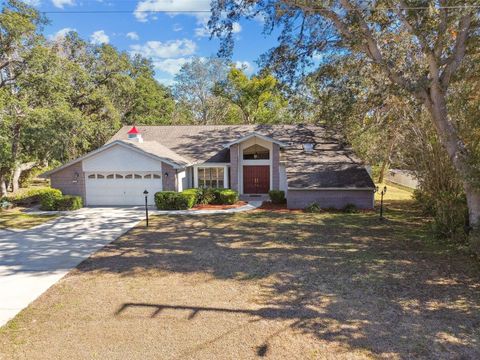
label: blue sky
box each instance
[25,0,278,85]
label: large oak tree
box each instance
[210,0,480,251]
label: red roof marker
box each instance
[128,126,140,134]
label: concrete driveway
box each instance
[0,207,145,327]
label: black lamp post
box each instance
[375,186,387,220]
[143,189,149,227]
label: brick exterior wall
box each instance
[287,189,374,210]
[162,162,176,191]
[50,162,86,200]
[271,144,280,190]
[229,144,239,191]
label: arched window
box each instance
[243,144,269,160]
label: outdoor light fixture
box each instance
[164,172,169,178]
[375,186,387,220]
[72,172,79,184]
[143,189,149,227]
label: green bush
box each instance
[181,189,198,208]
[268,190,286,204]
[196,187,216,205]
[155,191,193,210]
[213,189,239,205]
[6,187,53,206]
[305,202,321,213]
[56,195,83,211]
[39,189,63,211]
[182,189,199,206]
[343,203,358,213]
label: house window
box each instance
[115,174,124,179]
[134,174,142,179]
[153,174,161,179]
[106,174,114,179]
[88,174,95,179]
[125,174,133,179]
[97,174,105,179]
[144,174,152,179]
[198,167,224,188]
[243,144,269,160]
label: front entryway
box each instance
[243,165,270,194]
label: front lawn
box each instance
[0,197,479,359]
[0,210,58,230]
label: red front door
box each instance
[243,166,270,194]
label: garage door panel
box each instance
[85,173,162,206]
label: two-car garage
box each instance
[85,172,162,206]
[46,140,187,206]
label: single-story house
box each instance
[43,125,375,209]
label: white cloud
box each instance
[134,0,210,22]
[90,30,110,45]
[49,27,76,41]
[130,39,196,59]
[23,0,41,6]
[235,61,255,75]
[52,0,75,8]
[153,58,190,75]
[195,14,241,38]
[173,23,183,32]
[126,32,139,40]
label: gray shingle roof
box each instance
[109,125,375,189]
[121,140,190,167]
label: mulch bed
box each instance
[191,201,248,210]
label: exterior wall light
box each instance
[72,172,79,184]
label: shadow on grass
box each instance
[78,200,480,359]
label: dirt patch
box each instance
[191,201,247,210]
[1,200,479,359]
[255,201,303,213]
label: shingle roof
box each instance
[108,125,375,189]
[122,140,190,167]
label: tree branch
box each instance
[440,13,472,88]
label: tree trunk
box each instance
[378,159,389,184]
[425,87,480,254]
[0,175,7,197]
[11,162,36,193]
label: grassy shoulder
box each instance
[0,210,58,230]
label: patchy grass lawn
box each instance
[0,197,479,359]
[375,182,414,202]
[0,210,57,230]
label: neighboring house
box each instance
[43,125,375,209]
[386,169,419,189]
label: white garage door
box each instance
[85,172,163,206]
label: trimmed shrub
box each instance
[196,187,216,205]
[182,188,199,206]
[56,195,83,211]
[155,191,193,210]
[343,203,358,213]
[268,190,286,204]
[181,190,197,208]
[305,202,321,213]
[6,187,53,206]
[39,189,63,211]
[213,189,239,205]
